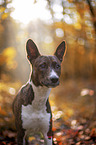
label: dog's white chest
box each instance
[22,105,50,134]
[21,82,51,136]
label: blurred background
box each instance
[0,0,96,144]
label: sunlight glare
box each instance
[63,14,73,24]
[9,87,16,95]
[44,36,53,44]
[56,28,64,38]
[81,88,94,96]
[54,13,63,21]
[11,0,52,25]
[53,4,63,13]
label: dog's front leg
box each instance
[17,131,24,145]
[44,135,53,145]
[17,129,28,145]
[43,125,53,145]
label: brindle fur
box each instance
[12,39,66,145]
[13,83,52,145]
[31,56,61,87]
[12,84,34,144]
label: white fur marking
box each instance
[44,135,52,145]
[22,81,51,137]
[50,69,59,78]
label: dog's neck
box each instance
[31,71,41,87]
[29,79,51,110]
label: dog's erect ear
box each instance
[54,41,66,62]
[26,39,40,63]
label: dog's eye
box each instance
[55,64,60,69]
[52,62,60,69]
[39,63,47,69]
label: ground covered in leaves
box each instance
[0,79,96,144]
[0,118,96,145]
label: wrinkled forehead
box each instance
[34,55,60,65]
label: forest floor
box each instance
[0,118,96,145]
[0,78,96,145]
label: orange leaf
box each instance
[56,136,61,142]
[52,127,56,131]
[0,106,7,116]
[59,142,63,145]
[90,128,96,137]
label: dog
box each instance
[12,39,66,145]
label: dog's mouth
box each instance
[40,79,59,88]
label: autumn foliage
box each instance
[0,0,96,144]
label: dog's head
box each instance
[26,39,66,87]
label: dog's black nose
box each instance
[51,77,59,83]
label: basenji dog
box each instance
[12,39,66,145]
